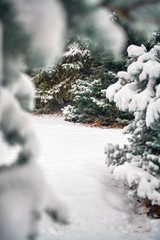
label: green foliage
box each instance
[34,39,132,126]
[33,41,91,114]
[63,53,132,126]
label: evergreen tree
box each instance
[63,72,130,126]
[63,47,132,126]
[105,44,160,207]
[33,41,91,114]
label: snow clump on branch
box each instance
[105,44,160,205]
[0,1,67,240]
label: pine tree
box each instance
[33,41,91,114]
[105,44,160,206]
[63,48,132,126]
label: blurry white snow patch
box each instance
[8,73,35,112]
[0,87,38,162]
[13,0,66,66]
[90,8,126,56]
[85,0,102,6]
[0,162,67,240]
[0,20,3,83]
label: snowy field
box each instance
[1,115,160,240]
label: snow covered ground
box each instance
[0,115,160,240]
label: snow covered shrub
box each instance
[33,41,91,114]
[63,65,131,126]
[105,44,160,205]
[63,76,115,125]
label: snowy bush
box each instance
[63,69,132,126]
[0,1,67,240]
[105,44,160,205]
[33,41,91,114]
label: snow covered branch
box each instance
[105,44,160,205]
[0,1,67,239]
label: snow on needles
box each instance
[106,44,160,127]
[63,42,90,58]
[105,44,160,205]
[113,162,160,204]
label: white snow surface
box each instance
[1,115,160,240]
